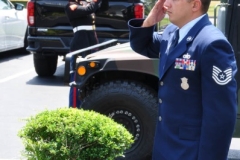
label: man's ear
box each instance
[192,0,201,12]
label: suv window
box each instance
[0,0,13,10]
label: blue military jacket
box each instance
[128,15,237,160]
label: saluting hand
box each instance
[142,0,167,27]
[69,4,78,11]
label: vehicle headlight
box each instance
[77,66,86,76]
[77,61,100,76]
[88,61,100,68]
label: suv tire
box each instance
[81,80,158,160]
[33,54,58,77]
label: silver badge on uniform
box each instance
[183,53,191,59]
[187,36,193,41]
[181,77,189,90]
[212,66,232,85]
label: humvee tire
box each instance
[33,54,58,77]
[81,80,158,160]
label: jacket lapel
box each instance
[160,15,211,79]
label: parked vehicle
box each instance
[65,0,240,159]
[0,0,27,53]
[26,0,169,77]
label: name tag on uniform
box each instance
[174,53,196,71]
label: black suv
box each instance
[26,0,151,76]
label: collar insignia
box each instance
[186,36,193,41]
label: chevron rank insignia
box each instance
[212,66,232,85]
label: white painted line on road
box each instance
[0,59,64,84]
[230,138,240,150]
[0,68,34,83]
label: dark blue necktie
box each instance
[169,29,179,53]
[161,29,179,72]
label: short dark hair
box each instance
[201,0,211,13]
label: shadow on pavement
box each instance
[26,64,69,87]
[0,49,30,63]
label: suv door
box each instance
[1,0,26,51]
[0,0,7,52]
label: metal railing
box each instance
[64,39,118,83]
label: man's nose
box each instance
[163,0,170,8]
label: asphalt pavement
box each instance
[228,138,240,160]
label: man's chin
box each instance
[168,17,175,24]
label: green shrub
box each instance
[18,108,134,160]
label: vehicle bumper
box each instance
[26,36,70,55]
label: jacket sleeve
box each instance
[128,19,161,58]
[198,39,237,160]
[65,0,101,20]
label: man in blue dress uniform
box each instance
[65,0,100,108]
[128,0,238,159]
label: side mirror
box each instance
[14,3,24,11]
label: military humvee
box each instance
[64,0,240,159]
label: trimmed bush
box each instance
[18,108,134,160]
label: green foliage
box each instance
[208,1,220,17]
[10,1,27,7]
[18,108,134,160]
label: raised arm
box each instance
[65,0,101,19]
[128,0,167,58]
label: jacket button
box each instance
[160,81,163,86]
[159,98,162,103]
[159,116,162,121]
